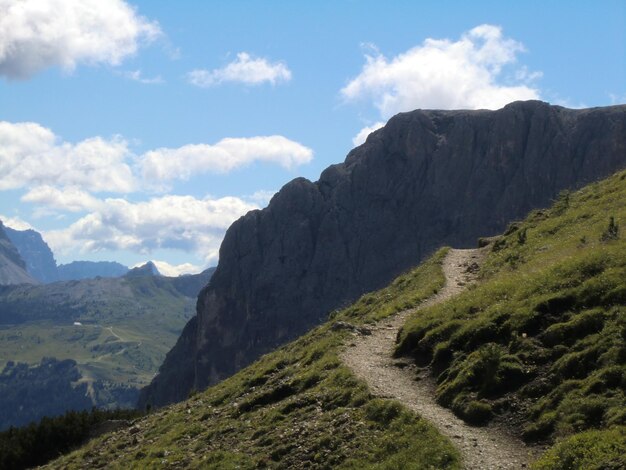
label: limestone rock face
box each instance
[5,226,59,283]
[139,101,626,408]
[0,221,37,286]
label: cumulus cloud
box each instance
[140,136,313,181]
[187,52,292,87]
[0,0,160,79]
[0,121,136,193]
[21,186,101,212]
[352,121,386,146]
[342,24,541,119]
[44,194,258,264]
[136,260,203,277]
[1,121,312,193]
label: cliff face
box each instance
[5,226,58,283]
[0,222,37,286]
[139,101,626,408]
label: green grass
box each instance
[397,170,626,466]
[532,426,626,470]
[0,276,197,390]
[50,249,461,469]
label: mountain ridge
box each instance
[140,100,626,408]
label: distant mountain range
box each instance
[0,220,215,430]
[4,225,131,283]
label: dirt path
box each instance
[341,248,541,469]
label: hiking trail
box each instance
[341,248,542,469]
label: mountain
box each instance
[0,268,214,430]
[0,222,37,286]
[57,261,128,281]
[140,101,626,408]
[48,169,626,469]
[125,261,160,278]
[3,224,130,282]
[4,226,58,283]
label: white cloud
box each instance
[187,52,292,87]
[140,136,313,181]
[135,260,203,277]
[119,69,164,84]
[21,186,101,212]
[0,0,160,79]
[1,121,311,194]
[44,194,258,264]
[0,214,33,231]
[342,24,540,118]
[0,121,136,193]
[352,121,386,146]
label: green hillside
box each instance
[0,271,212,427]
[49,250,461,469]
[397,170,626,468]
[48,170,625,469]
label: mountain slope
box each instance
[51,170,625,469]
[397,169,626,468]
[4,226,58,283]
[0,222,37,286]
[50,250,461,469]
[142,101,626,408]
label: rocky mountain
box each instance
[140,101,626,408]
[125,261,160,278]
[48,169,626,469]
[57,261,129,281]
[3,224,131,283]
[0,222,37,286]
[5,226,58,283]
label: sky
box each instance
[0,0,624,276]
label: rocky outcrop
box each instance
[5,226,59,283]
[0,221,37,286]
[125,261,160,278]
[139,101,626,408]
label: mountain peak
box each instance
[125,261,161,278]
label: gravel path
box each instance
[341,248,541,469]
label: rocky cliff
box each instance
[139,100,626,408]
[5,226,59,283]
[0,221,37,286]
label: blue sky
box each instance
[0,0,624,275]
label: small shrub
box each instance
[600,216,620,241]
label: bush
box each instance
[532,427,626,469]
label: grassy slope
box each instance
[51,249,461,469]
[398,170,626,468]
[0,276,197,388]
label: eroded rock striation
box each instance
[139,101,626,408]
